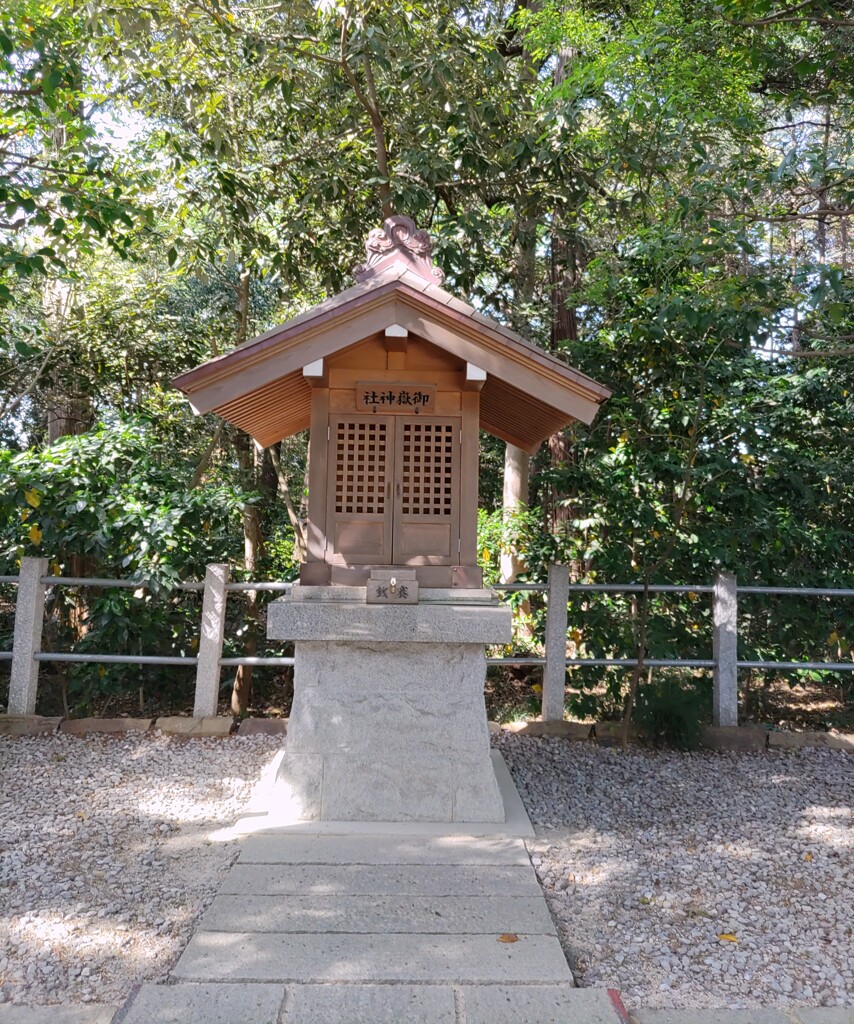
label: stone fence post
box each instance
[193,563,230,718]
[543,563,570,722]
[8,556,49,715]
[712,571,738,727]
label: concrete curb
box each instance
[155,716,234,737]
[0,715,62,736]
[3,714,851,752]
[58,717,154,736]
[495,720,854,755]
[238,718,288,736]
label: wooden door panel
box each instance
[333,520,388,562]
[395,522,452,561]
[393,418,460,565]
[327,416,392,565]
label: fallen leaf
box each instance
[498,933,519,943]
[804,852,813,862]
[717,933,738,942]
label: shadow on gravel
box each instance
[0,733,280,1007]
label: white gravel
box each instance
[496,733,854,1011]
[3,729,851,1014]
[0,732,282,1007]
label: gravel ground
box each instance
[2,729,851,1014]
[496,733,854,1011]
[0,732,281,1007]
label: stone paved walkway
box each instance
[125,831,622,1022]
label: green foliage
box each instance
[0,1,149,302]
[633,674,710,750]
[0,414,248,577]
[477,505,553,587]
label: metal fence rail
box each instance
[2,558,852,725]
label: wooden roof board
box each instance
[174,258,611,449]
[480,377,571,453]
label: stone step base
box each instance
[118,983,622,1024]
[172,931,573,984]
[219,862,542,897]
[198,893,555,934]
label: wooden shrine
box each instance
[176,219,610,823]
[174,217,611,589]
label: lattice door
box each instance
[393,418,460,564]
[326,416,392,564]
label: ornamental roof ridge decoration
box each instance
[354,214,445,285]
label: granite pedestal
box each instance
[266,586,511,822]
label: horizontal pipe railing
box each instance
[737,586,854,597]
[565,657,717,668]
[39,575,206,591]
[224,582,292,592]
[738,660,854,671]
[498,582,851,596]
[1,573,847,597]
[219,656,295,666]
[487,657,546,665]
[35,653,198,666]
[33,576,292,593]
[27,653,295,668]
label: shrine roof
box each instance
[173,218,611,452]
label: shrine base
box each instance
[267,588,511,822]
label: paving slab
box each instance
[464,985,620,1024]
[285,984,456,1023]
[118,983,285,1023]
[172,931,573,984]
[791,1012,854,1024]
[238,833,530,865]
[631,1011,790,1024]
[199,893,555,934]
[220,862,542,897]
[0,1008,116,1024]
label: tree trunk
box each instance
[232,500,263,716]
[231,265,261,716]
[547,227,581,535]
[501,214,538,583]
[499,443,530,584]
[41,277,92,443]
[268,443,308,565]
[816,107,831,264]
